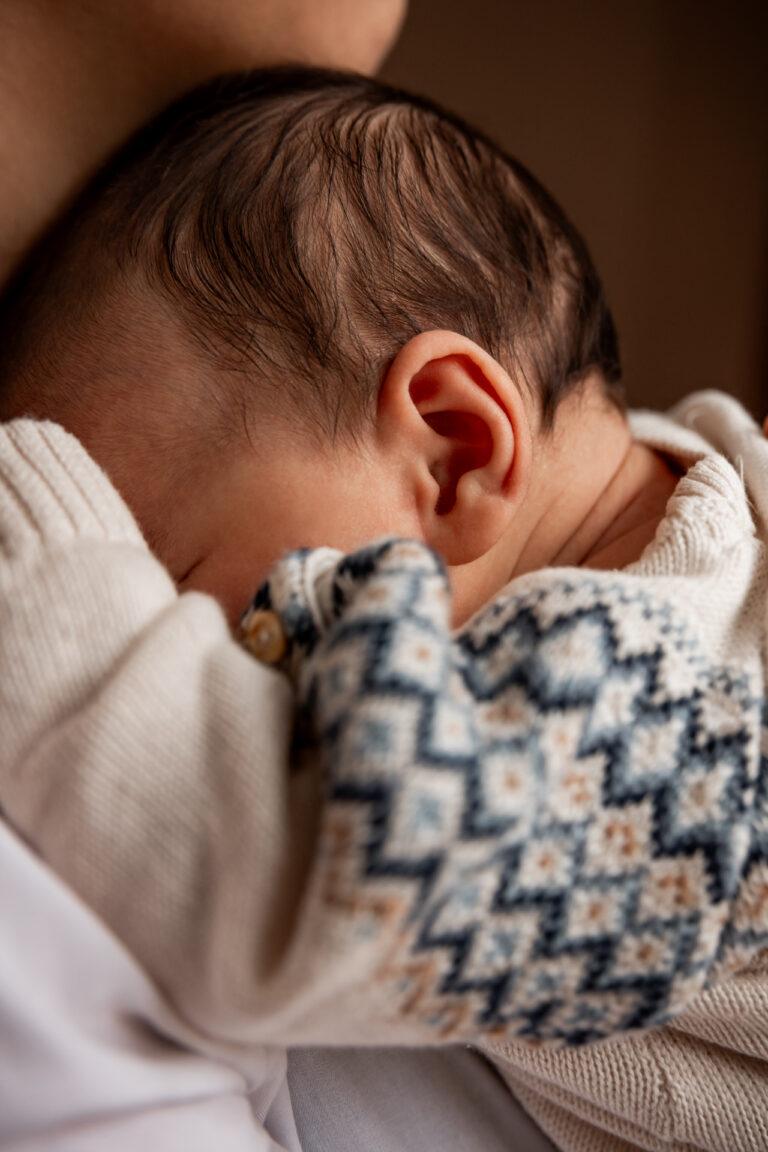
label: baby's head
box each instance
[0,67,622,621]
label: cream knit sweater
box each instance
[0,391,766,1151]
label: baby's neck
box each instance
[450,387,681,625]
[552,440,681,572]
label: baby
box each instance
[0,66,672,626]
[1,67,767,1151]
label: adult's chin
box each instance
[148,0,409,78]
[265,0,409,75]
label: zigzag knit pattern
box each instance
[256,539,768,1046]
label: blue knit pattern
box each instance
[255,539,768,1046]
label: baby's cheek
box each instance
[177,552,273,627]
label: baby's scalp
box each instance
[0,66,622,467]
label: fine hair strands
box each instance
[0,67,623,448]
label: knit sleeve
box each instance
[252,538,768,1046]
[0,420,319,1046]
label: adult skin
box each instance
[0,0,407,287]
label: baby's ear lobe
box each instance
[377,331,532,566]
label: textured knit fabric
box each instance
[1,392,767,1151]
[0,422,304,1149]
[254,527,765,1044]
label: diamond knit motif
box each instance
[283,540,767,1045]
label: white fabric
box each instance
[0,819,299,1151]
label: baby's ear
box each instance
[376,330,532,566]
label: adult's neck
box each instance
[0,3,173,286]
[450,383,680,624]
[0,0,405,289]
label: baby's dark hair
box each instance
[0,66,621,446]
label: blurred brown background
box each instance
[382,0,768,415]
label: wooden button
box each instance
[240,609,287,664]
